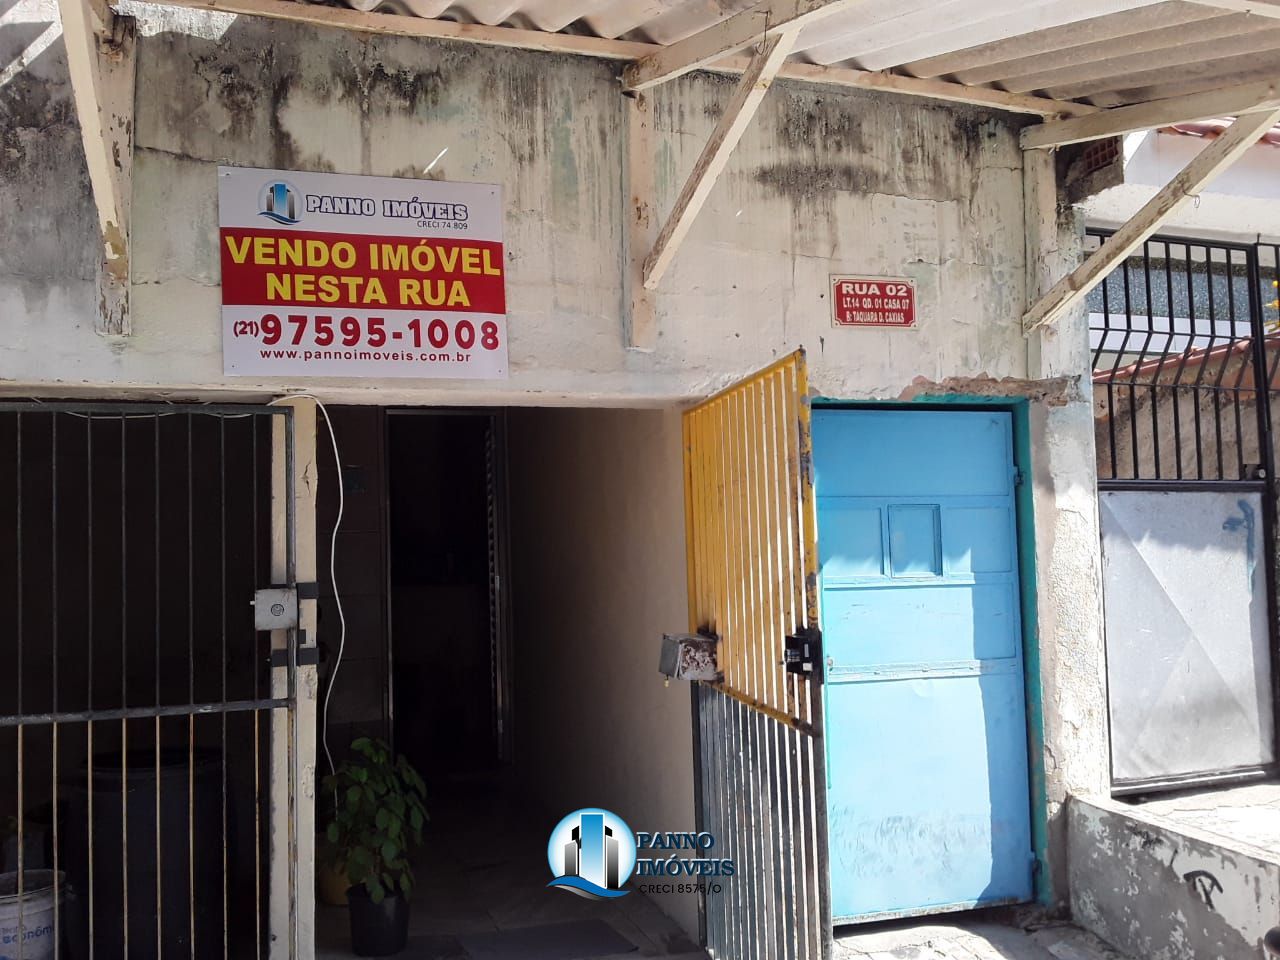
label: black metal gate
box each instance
[1089,230,1280,793]
[0,402,300,958]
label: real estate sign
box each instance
[218,167,508,379]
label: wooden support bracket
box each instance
[641,28,799,293]
[57,0,135,335]
[624,0,861,91]
[1023,107,1280,335]
[625,93,657,350]
[1022,79,1280,150]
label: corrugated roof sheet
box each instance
[331,0,1280,110]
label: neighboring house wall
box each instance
[1094,348,1269,482]
[1085,132,1280,243]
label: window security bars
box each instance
[1089,231,1280,794]
[0,403,295,959]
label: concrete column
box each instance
[1023,149,1111,909]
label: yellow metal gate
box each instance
[683,349,831,960]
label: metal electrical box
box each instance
[254,586,298,631]
[658,633,721,683]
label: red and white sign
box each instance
[218,167,507,379]
[830,275,916,329]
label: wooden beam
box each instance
[1185,0,1280,19]
[58,0,135,334]
[774,60,1094,117]
[625,93,657,349]
[139,0,1086,116]
[622,0,863,91]
[1021,79,1280,149]
[643,29,798,290]
[1023,108,1280,334]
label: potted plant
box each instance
[316,827,352,907]
[323,738,428,957]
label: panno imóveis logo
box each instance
[259,180,301,225]
[547,808,636,900]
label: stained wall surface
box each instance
[2,0,1029,404]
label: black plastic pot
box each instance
[347,884,410,956]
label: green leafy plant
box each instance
[323,738,428,904]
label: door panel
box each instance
[815,409,1032,923]
[825,668,1031,917]
[821,582,1019,668]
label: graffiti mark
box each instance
[1184,869,1223,910]
[1129,827,1166,852]
[1222,499,1257,588]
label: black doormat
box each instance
[455,919,638,960]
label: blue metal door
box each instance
[813,408,1033,923]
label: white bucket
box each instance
[0,870,62,960]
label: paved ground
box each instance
[834,919,1130,960]
[316,774,1133,960]
[1134,782,1280,855]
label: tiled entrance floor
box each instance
[316,775,705,960]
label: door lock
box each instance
[782,627,821,676]
[253,586,298,631]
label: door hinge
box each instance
[782,627,822,678]
[1012,466,1024,487]
[270,633,320,668]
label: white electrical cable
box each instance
[270,395,346,783]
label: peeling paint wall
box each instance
[1070,796,1280,960]
[1,0,1029,404]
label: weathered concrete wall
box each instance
[1,0,1028,404]
[1070,795,1280,960]
[506,407,697,939]
[0,0,1111,929]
